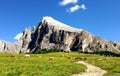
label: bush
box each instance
[31,49,63,54]
[92,51,120,57]
[79,50,120,57]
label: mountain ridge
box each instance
[0,16,120,54]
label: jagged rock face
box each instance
[70,31,94,52]
[28,17,120,54]
[0,28,31,53]
[28,17,83,52]
[0,40,22,53]
[19,27,31,53]
[86,37,120,54]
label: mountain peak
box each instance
[0,16,120,55]
[41,16,83,32]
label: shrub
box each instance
[79,50,120,57]
[32,49,63,54]
[92,51,120,57]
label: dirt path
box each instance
[72,61,107,76]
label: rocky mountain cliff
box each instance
[0,27,31,53]
[0,40,21,53]
[0,16,120,54]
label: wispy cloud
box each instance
[14,33,23,40]
[59,0,78,6]
[67,4,86,13]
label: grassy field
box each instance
[86,55,120,76]
[0,52,120,76]
[0,52,86,76]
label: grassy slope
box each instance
[0,52,120,76]
[86,55,120,76]
[0,52,86,76]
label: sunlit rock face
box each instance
[0,40,22,53]
[0,27,31,53]
[19,27,31,53]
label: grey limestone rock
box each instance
[0,27,31,53]
[0,40,22,53]
[19,27,31,53]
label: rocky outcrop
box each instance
[19,27,31,53]
[0,40,22,53]
[0,16,120,54]
[0,27,31,53]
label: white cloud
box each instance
[68,4,86,13]
[14,33,23,40]
[81,4,86,10]
[59,0,78,6]
[69,5,80,12]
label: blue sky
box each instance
[0,0,120,42]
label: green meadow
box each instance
[0,52,120,76]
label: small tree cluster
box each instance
[31,49,63,54]
[92,51,120,57]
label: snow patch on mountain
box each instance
[42,16,83,32]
